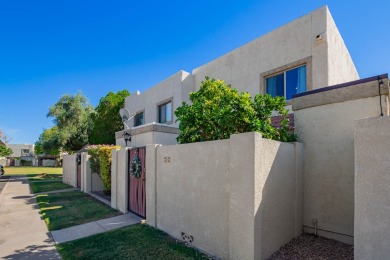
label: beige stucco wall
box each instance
[115,123,179,148]
[0,158,6,166]
[62,154,77,187]
[81,153,90,193]
[121,6,358,139]
[42,159,55,167]
[326,10,359,85]
[293,78,389,243]
[111,147,129,213]
[146,132,303,259]
[354,116,390,260]
[155,139,231,259]
[91,173,104,192]
[124,71,192,128]
[192,6,358,97]
[116,131,178,148]
[259,139,303,259]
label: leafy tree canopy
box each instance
[0,146,13,157]
[47,92,95,152]
[34,126,61,155]
[175,77,296,144]
[89,90,130,145]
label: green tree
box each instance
[90,90,130,145]
[0,146,13,157]
[48,92,95,152]
[175,77,296,144]
[35,127,61,155]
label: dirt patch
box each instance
[268,233,353,260]
[34,173,58,179]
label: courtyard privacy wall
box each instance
[354,116,390,260]
[111,132,303,259]
[62,154,77,187]
[292,75,389,244]
[62,153,105,194]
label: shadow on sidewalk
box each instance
[2,237,60,260]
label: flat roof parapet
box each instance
[115,122,179,139]
[292,74,389,111]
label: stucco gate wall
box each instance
[145,132,303,260]
[292,75,389,244]
[354,116,390,260]
[62,154,77,187]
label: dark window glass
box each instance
[286,65,306,100]
[134,112,144,127]
[266,73,284,97]
[158,101,172,123]
[266,65,306,100]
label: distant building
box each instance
[6,144,36,166]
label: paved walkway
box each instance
[0,176,60,259]
[35,187,77,195]
[51,212,141,244]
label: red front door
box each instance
[77,154,81,188]
[128,147,146,218]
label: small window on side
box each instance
[266,65,306,100]
[158,101,172,124]
[134,112,144,127]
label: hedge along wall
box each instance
[144,132,303,260]
[87,145,121,193]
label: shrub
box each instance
[86,145,120,193]
[20,159,33,166]
[86,145,101,174]
[175,77,296,143]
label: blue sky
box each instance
[1,0,389,144]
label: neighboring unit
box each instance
[6,144,36,166]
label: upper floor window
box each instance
[266,65,306,100]
[134,112,144,127]
[22,149,30,155]
[158,101,172,124]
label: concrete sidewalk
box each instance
[0,176,60,259]
[51,212,142,244]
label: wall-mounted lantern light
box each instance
[123,132,131,147]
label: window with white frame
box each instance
[22,149,30,155]
[158,101,172,124]
[134,112,144,127]
[266,65,306,100]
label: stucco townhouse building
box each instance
[116,5,359,147]
[63,5,389,259]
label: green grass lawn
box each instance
[57,224,209,260]
[4,166,62,175]
[30,181,72,193]
[36,191,120,231]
